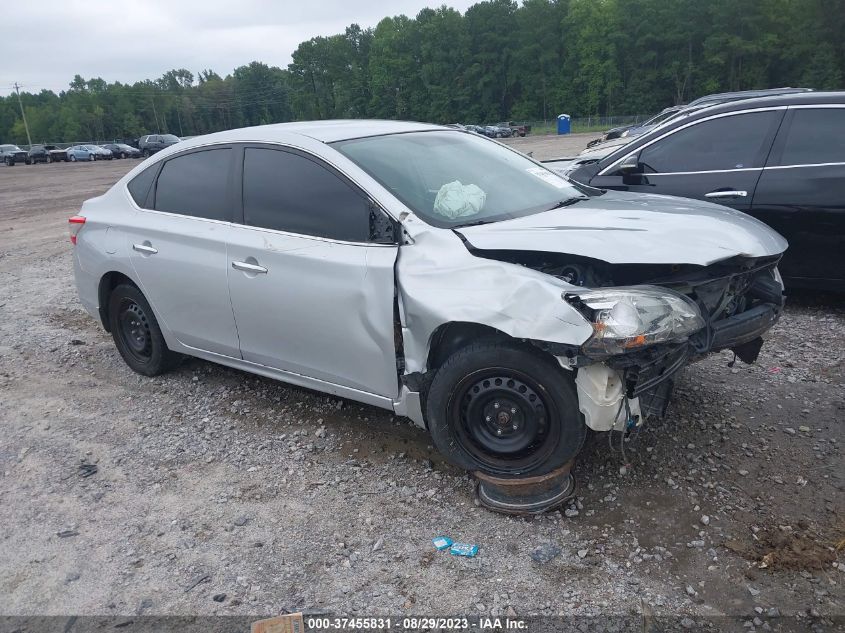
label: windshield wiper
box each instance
[545,196,587,211]
[453,218,497,228]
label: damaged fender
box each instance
[396,226,593,374]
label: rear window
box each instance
[779,108,845,166]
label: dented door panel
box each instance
[227,226,400,398]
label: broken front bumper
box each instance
[577,295,783,430]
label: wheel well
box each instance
[98,272,137,332]
[426,322,510,372]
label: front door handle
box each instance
[705,190,747,199]
[232,260,268,274]
[132,242,158,254]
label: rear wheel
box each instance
[4,157,11,166]
[108,284,180,376]
[46,155,52,164]
[142,149,150,158]
[89,153,95,161]
[426,341,586,477]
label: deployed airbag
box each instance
[433,181,486,219]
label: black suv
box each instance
[137,134,180,157]
[1,144,28,166]
[562,91,845,290]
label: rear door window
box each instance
[153,148,232,221]
[778,108,845,166]
[637,111,782,173]
[241,147,371,242]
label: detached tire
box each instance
[426,341,586,478]
[108,284,180,376]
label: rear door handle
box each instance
[132,243,158,254]
[232,260,268,274]
[705,190,747,199]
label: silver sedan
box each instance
[70,120,787,477]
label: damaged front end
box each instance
[538,254,785,430]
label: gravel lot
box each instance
[0,141,843,629]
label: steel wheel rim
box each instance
[447,367,560,474]
[118,300,153,362]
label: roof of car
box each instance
[667,91,844,121]
[178,119,447,147]
[687,87,813,106]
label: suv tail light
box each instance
[68,215,86,244]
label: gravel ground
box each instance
[0,150,843,629]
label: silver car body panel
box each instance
[455,190,788,266]
[226,223,399,397]
[72,120,788,430]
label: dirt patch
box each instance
[724,525,841,571]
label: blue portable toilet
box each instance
[557,114,571,135]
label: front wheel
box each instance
[426,341,586,478]
[70,155,77,162]
[142,149,150,158]
[4,157,12,166]
[108,283,181,376]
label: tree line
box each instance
[2,0,843,145]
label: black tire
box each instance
[426,341,586,478]
[88,153,95,161]
[4,157,12,166]
[46,155,52,164]
[120,152,127,159]
[142,149,150,158]
[70,155,77,162]
[108,283,180,376]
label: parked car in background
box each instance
[70,120,786,479]
[138,134,180,157]
[26,144,66,164]
[483,125,511,138]
[66,145,99,162]
[93,146,113,160]
[102,143,141,159]
[561,91,845,290]
[496,121,528,137]
[1,144,28,166]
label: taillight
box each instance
[68,216,86,245]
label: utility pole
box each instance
[13,83,33,146]
[150,96,161,133]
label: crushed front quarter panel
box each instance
[396,227,594,374]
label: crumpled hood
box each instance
[455,190,788,266]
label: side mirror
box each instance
[617,152,640,175]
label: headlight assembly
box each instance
[564,286,705,356]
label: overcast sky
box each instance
[1,0,478,96]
